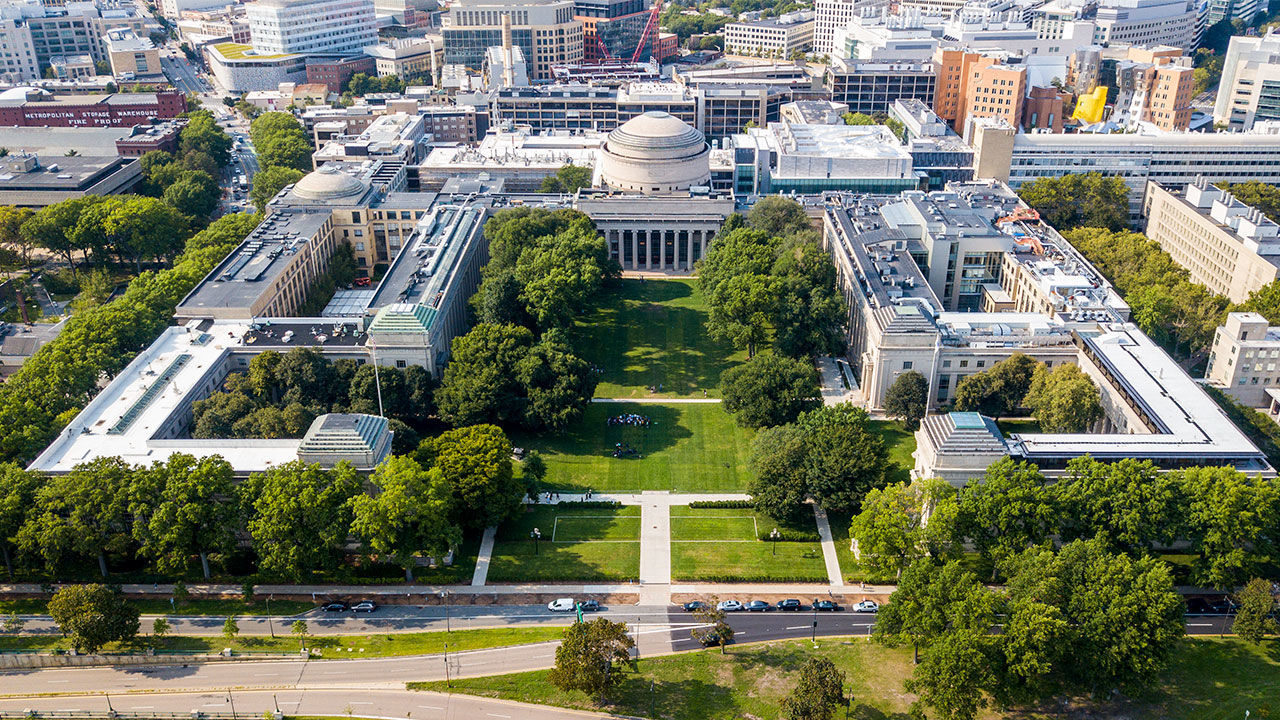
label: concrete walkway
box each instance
[470,526,497,587]
[639,491,672,586]
[817,356,858,406]
[591,397,722,403]
[812,506,845,587]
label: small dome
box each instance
[292,165,368,201]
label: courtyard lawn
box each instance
[411,637,1280,720]
[996,418,1043,435]
[576,278,746,399]
[486,505,641,583]
[669,507,829,583]
[868,419,916,485]
[511,402,756,493]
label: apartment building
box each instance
[827,57,938,114]
[246,0,377,57]
[1207,312,1280,407]
[723,11,815,59]
[364,36,441,80]
[104,28,161,80]
[443,0,583,81]
[1215,31,1280,132]
[0,16,38,83]
[1142,181,1280,304]
[953,52,1027,133]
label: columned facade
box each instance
[577,194,734,273]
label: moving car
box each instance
[547,598,576,612]
[579,599,601,612]
[853,600,879,613]
[321,601,349,612]
[776,598,802,611]
[812,599,841,612]
[744,600,771,612]
[682,601,708,612]
[352,601,378,613]
[716,600,743,612]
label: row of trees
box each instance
[698,197,847,361]
[851,457,1280,589]
[1015,172,1130,232]
[249,111,313,174]
[191,345,435,453]
[437,208,615,431]
[0,423,523,581]
[0,211,261,464]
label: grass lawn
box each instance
[0,627,565,659]
[411,637,1280,720]
[487,505,641,582]
[868,420,915,485]
[996,418,1043,435]
[576,278,746,399]
[669,507,829,583]
[511,402,756,493]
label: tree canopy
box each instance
[1016,173,1129,231]
[720,351,821,428]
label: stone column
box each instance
[630,230,638,271]
[699,230,708,262]
[659,228,668,270]
[686,231,695,271]
[643,230,651,270]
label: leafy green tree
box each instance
[46,584,140,653]
[1220,181,1280,224]
[1023,364,1102,433]
[17,457,135,577]
[798,403,888,514]
[179,112,232,166]
[242,461,362,579]
[954,458,1060,575]
[152,616,171,639]
[1,613,23,634]
[842,112,876,125]
[1056,457,1183,555]
[250,166,305,212]
[0,205,35,271]
[163,170,221,218]
[249,112,307,148]
[692,603,735,653]
[20,196,100,275]
[907,629,993,720]
[548,618,637,699]
[697,227,778,300]
[721,351,820,428]
[748,424,811,521]
[223,615,239,641]
[951,353,1038,417]
[771,235,847,357]
[706,271,774,357]
[133,453,239,579]
[746,195,811,236]
[1232,578,1279,643]
[350,455,459,580]
[291,619,308,648]
[258,133,313,173]
[419,424,521,530]
[516,333,597,430]
[514,222,611,329]
[782,657,847,720]
[1016,172,1129,231]
[0,463,39,579]
[875,559,995,663]
[1180,466,1280,588]
[538,164,593,194]
[883,370,927,430]
[436,323,535,426]
[851,479,959,579]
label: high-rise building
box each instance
[443,0,583,81]
[1215,30,1280,131]
[0,17,38,83]
[246,0,377,57]
[723,11,815,59]
[1207,0,1263,26]
[574,0,650,62]
[813,0,888,55]
[934,48,1027,133]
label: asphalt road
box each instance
[160,50,210,96]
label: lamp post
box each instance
[769,528,780,556]
[530,527,542,555]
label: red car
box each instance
[354,276,372,287]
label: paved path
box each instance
[470,527,497,587]
[816,356,858,407]
[812,506,845,587]
[639,492,672,586]
[591,397,722,403]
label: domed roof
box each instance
[607,111,706,157]
[292,165,368,201]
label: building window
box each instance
[903,361,913,370]
[396,360,407,368]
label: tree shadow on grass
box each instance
[517,403,693,465]
[606,675,744,720]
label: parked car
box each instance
[354,276,372,287]
[716,600,744,612]
[1207,597,1239,615]
[352,601,378,613]
[776,598,803,611]
[853,600,879,613]
[744,600,772,612]
[579,599,601,612]
[682,601,708,612]
[812,599,841,612]
[547,598,575,612]
[321,601,349,612]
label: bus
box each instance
[237,174,248,191]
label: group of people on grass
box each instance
[607,413,651,427]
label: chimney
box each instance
[429,38,438,88]
[501,14,514,88]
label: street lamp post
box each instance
[530,527,542,555]
[770,528,780,556]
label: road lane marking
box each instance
[486,714,512,718]
[418,706,444,711]
[1187,623,1214,626]
[785,625,809,630]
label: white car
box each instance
[716,600,743,612]
[853,600,879,613]
[547,598,576,612]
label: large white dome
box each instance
[292,165,368,201]
[599,111,710,194]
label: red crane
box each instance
[630,0,662,63]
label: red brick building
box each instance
[305,56,377,93]
[0,90,186,128]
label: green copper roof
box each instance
[368,303,436,334]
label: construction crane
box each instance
[591,0,663,63]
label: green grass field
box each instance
[487,505,641,582]
[412,637,1280,720]
[868,420,916,485]
[996,418,1043,435]
[669,507,829,582]
[511,402,757,493]
[0,627,565,659]
[575,278,746,398]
